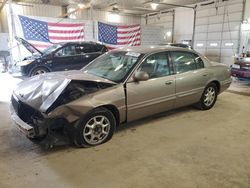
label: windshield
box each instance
[83,51,142,83]
[42,43,63,55]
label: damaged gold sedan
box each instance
[10,46,231,147]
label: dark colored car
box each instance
[231,57,250,80]
[12,37,108,77]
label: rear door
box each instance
[126,51,176,122]
[74,44,104,69]
[170,51,210,108]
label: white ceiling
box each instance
[8,0,211,14]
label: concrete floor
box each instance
[0,91,250,188]
[228,78,250,96]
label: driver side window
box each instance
[54,45,76,57]
[138,52,171,79]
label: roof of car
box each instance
[113,45,195,54]
[58,41,104,46]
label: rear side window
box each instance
[171,51,197,74]
[193,53,204,69]
[94,45,108,52]
[75,44,93,54]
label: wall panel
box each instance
[194,0,243,65]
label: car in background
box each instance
[12,37,108,77]
[159,43,192,49]
[231,56,250,80]
[10,46,231,147]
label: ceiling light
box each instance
[210,43,218,47]
[78,3,85,9]
[225,43,234,46]
[242,19,248,24]
[197,43,204,47]
[68,8,76,19]
[150,3,158,10]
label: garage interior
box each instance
[0,0,250,187]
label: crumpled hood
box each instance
[13,70,116,112]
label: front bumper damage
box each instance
[9,72,117,147]
[10,94,78,147]
[10,105,35,137]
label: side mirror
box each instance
[133,71,149,82]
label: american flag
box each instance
[18,15,85,50]
[98,22,140,50]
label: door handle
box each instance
[165,80,173,85]
[202,73,208,76]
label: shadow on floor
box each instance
[228,78,250,96]
[3,105,196,156]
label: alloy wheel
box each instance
[83,115,111,145]
[34,70,46,75]
[203,86,216,107]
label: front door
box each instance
[126,51,176,122]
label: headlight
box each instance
[16,60,33,66]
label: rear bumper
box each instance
[231,69,250,79]
[10,105,35,138]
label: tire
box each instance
[74,108,116,147]
[30,67,49,77]
[197,83,218,110]
[28,136,46,143]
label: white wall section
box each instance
[174,7,194,42]
[194,0,244,65]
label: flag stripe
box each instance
[18,15,85,51]
[117,25,140,29]
[49,33,85,37]
[48,26,84,31]
[98,21,141,49]
[48,29,84,34]
[48,23,84,27]
[117,28,140,34]
[117,33,140,40]
[49,35,84,40]
[117,38,141,45]
[106,42,141,50]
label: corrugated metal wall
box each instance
[194,0,243,65]
[141,11,173,43]
[0,3,63,33]
[68,6,166,45]
[10,3,63,17]
[67,5,141,24]
[141,25,165,45]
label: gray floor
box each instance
[0,91,250,188]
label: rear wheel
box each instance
[30,67,49,77]
[197,83,218,110]
[74,108,116,147]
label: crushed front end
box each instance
[9,72,117,147]
[10,93,72,140]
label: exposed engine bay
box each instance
[47,80,115,113]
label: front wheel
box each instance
[30,67,49,77]
[74,108,116,147]
[197,83,218,110]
